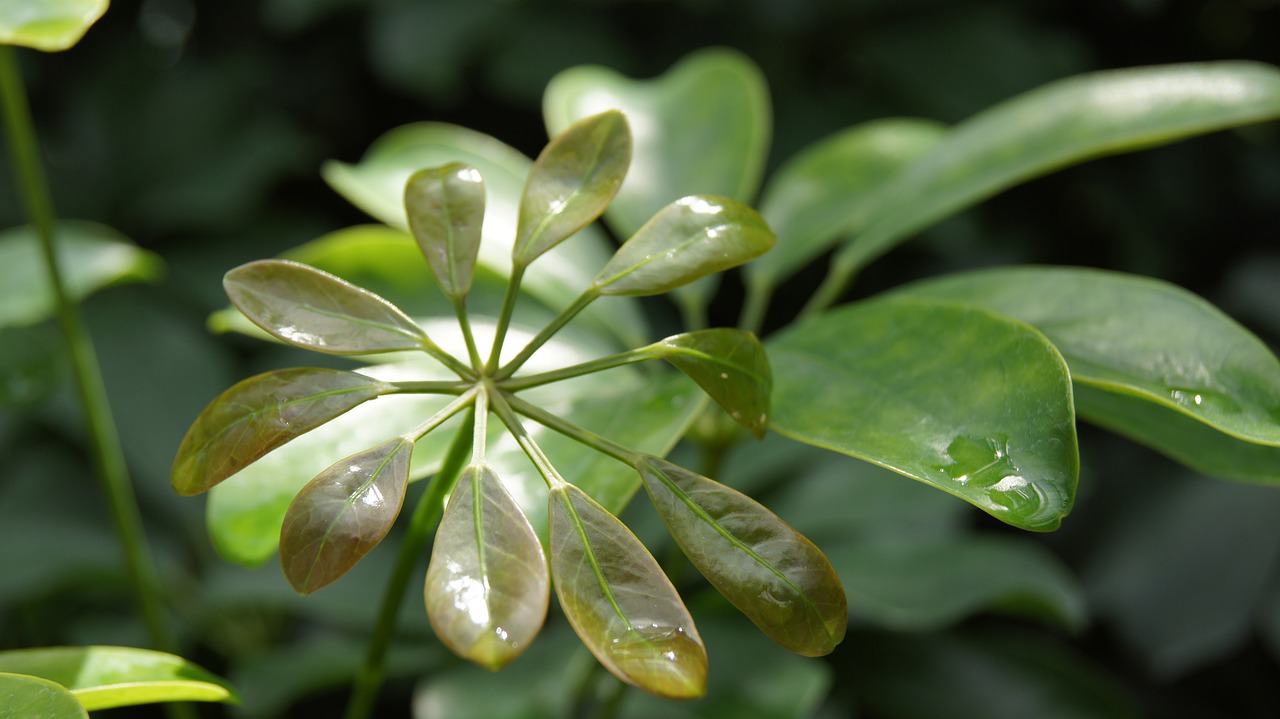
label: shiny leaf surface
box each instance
[224,259,431,355]
[279,437,412,593]
[172,368,394,496]
[594,196,774,297]
[0,646,236,710]
[426,464,549,670]
[513,110,630,267]
[549,483,706,699]
[0,672,85,719]
[636,455,847,656]
[833,62,1280,277]
[404,163,485,299]
[655,329,771,439]
[768,296,1078,531]
[0,0,107,51]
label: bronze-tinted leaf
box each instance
[656,329,771,439]
[404,163,485,299]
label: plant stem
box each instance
[487,390,568,489]
[344,410,476,719]
[505,394,640,467]
[798,258,855,319]
[495,288,600,381]
[485,264,526,373]
[420,337,477,380]
[451,295,484,370]
[390,380,471,395]
[739,282,772,334]
[500,346,657,391]
[0,43,184,680]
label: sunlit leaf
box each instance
[224,259,431,355]
[594,196,774,297]
[0,0,107,51]
[279,437,413,593]
[513,110,630,268]
[768,296,1078,531]
[636,456,846,656]
[548,483,706,699]
[654,329,771,439]
[0,646,236,710]
[172,368,395,496]
[426,464,549,670]
[0,672,85,719]
[0,221,162,329]
[405,163,485,299]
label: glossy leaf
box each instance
[768,296,1078,531]
[594,196,774,297]
[748,118,947,291]
[832,62,1280,278]
[172,368,394,496]
[224,259,431,355]
[425,464,549,670]
[405,163,485,299]
[513,110,630,267]
[0,646,236,710]
[548,483,706,699]
[0,0,107,51]
[279,437,413,593]
[654,328,771,439]
[636,455,847,656]
[0,221,162,328]
[0,672,85,719]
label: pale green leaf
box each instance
[405,163,485,299]
[654,328,771,439]
[0,0,107,51]
[0,672,85,719]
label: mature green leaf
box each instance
[426,464,549,670]
[0,646,236,710]
[594,196,774,297]
[279,437,413,593]
[224,259,431,355]
[655,329,770,439]
[768,296,1078,531]
[636,455,847,656]
[172,368,394,496]
[832,62,1280,278]
[897,267,1280,464]
[405,163,485,299]
[0,0,107,51]
[749,119,947,291]
[513,110,630,267]
[0,672,85,719]
[548,483,706,699]
[0,221,162,328]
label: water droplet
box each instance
[1166,386,1242,416]
[938,434,1047,515]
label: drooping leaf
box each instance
[513,110,630,268]
[172,368,395,496]
[768,295,1078,531]
[548,483,706,699]
[0,221,162,329]
[279,437,413,594]
[404,163,485,299]
[224,259,432,355]
[0,646,237,710]
[0,672,85,719]
[594,196,774,297]
[654,329,771,439]
[635,455,847,656]
[0,0,107,51]
[426,464,549,670]
[831,62,1280,279]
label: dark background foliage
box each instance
[3,1,1280,717]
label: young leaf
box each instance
[405,163,485,299]
[426,464,549,670]
[0,672,85,719]
[635,455,847,656]
[594,195,774,297]
[513,110,631,268]
[654,329,771,439]
[549,483,706,699]
[279,437,413,594]
[224,259,431,354]
[172,368,394,496]
[767,296,1079,532]
[0,0,107,52]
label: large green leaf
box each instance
[636,456,847,656]
[0,221,162,328]
[549,483,707,699]
[830,62,1280,282]
[425,464,549,670]
[0,646,236,710]
[0,0,107,51]
[654,329,771,439]
[0,672,85,719]
[404,163,485,299]
[768,296,1078,531]
[897,266,1280,479]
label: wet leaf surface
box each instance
[655,329,771,439]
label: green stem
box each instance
[487,390,567,489]
[485,264,526,374]
[452,295,484,371]
[421,337,476,380]
[505,394,640,467]
[500,346,657,392]
[390,380,471,395]
[798,258,855,320]
[344,410,476,719]
[494,288,600,381]
[739,281,772,334]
